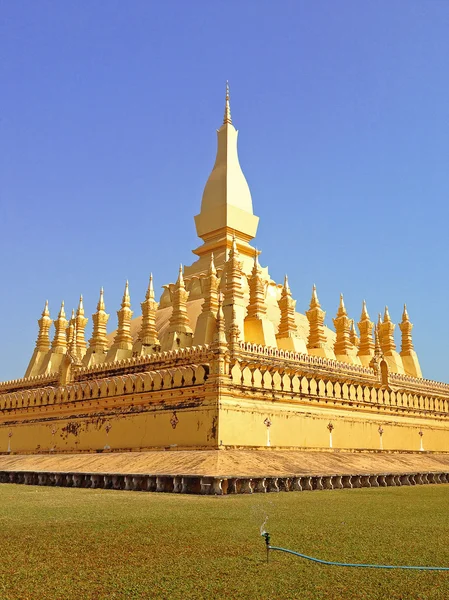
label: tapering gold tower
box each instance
[66,309,75,348]
[52,302,68,353]
[357,300,375,367]
[306,286,335,359]
[276,275,307,353]
[379,306,404,374]
[188,83,259,277]
[350,320,359,349]
[193,255,220,345]
[75,296,88,359]
[24,301,53,378]
[106,282,134,362]
[399,304,422,378]
[134,275,160,355]
[244,252,277,347]
[161,266,193,351]
[222,238,247,340]
[85,288,110,366]
[333,294,360,365]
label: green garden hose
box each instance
[261,532,449,571]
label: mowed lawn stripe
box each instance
[0,485,448,599]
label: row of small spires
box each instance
[31,251,415,360]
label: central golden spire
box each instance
[190,82,259,276]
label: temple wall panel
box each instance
[0,385,218,453]
[218,393,449,452]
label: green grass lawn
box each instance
[0,484,449,600]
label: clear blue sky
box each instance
[1,1,448,382]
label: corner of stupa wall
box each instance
[0,360,220,453]
[218,354,449,451]
[383,352,405,375]
[401,352,422,379]
[24,350,49,379]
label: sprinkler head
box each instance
[262,531,271,547]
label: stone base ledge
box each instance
[1,470,448,495]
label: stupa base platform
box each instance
[1,450,449,494]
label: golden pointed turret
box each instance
[276,275,307,353]
[246,252,267,320]
[222,237,247,338]
[66,309,75,348]
[193,255,220,345]
[106,281,134,361]
[333,294,357,362]
[399,304,422,377]
[229,305,242,353]
[36,301,52,352]
[213,293,227,346]
[350,320,360,349]
[161,266,193,351]
[379,306,405,374]
[379,306,396,353]
[306,286,335,359]
[244,251,277,347]
[24,301,54,377]
[86,288,110,364]
[134,274,160,354]
[75,295,88,358]
[115,281,134,345]
[357,300,375,365]
[277,275,297,338]
[52,301,68,353]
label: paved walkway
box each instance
[1,449,449,477]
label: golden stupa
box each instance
[0,85,448,495]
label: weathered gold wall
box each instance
[219,395,449,451]
[0,402,218,454]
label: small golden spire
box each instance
[277,274,298,340]
[97,287,105,311]
[361,299,369,320]
[207,253,217,276]
[306,285,327,349]
[213,293,227,345]
[135,275,160,350]
[336,293,347,317]
[145,274,155,301]
[333,294,352,355]
[374,323,382,357]
[75,294,88,357]
[166,265,192,336]
[357,300,374,357]
[402,303,410,322]
[379,306,397,354]
[58,301,66,319]
[35,300,53,352]
[399,303,414,354]
[350,320,360,348]
[223,81,232,125]
[77,295,85,317]
[246,249,267,320]
[88,288,110,353]
[122,281,131,308]
[310,284,320,309]
[52,301,68,352]
[69,320,78,357]
[110,281,134,350]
